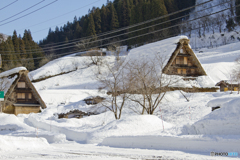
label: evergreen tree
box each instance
[22,30,35,70]
[93,8,102,34]
[82,16,89,37]
[226,18,236,32]
[122,0,131,27]
[101,5,110,32]
[74,22,82,39]
[87,14,96,36]
[116,0,123,27]
[110,3,119,30]
[236,0,240,23]
[54,26,60,42]
[12,30,21,60]
[19,39,26,56]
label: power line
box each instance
[0,0,18,11]
[11,0,102,35]
[0,0,231,54]
[0,0,59,26]
[0,0,46,23]
[2,4,239,62]
[1,0,214,53]
[37,0,214,48]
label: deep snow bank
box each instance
[25,113,172,144]
[0,113,66,143]
[0,114,33,131]
[0,135,49,151]
[182,97,240,135]
[101,135,240,153]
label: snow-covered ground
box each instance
[1,36,240,159]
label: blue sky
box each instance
[0,0,107,42]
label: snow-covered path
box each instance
[0,142,236,160]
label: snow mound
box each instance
[206,97,236,108]
[87,115,172,143]
[0,113,66,143]
[100,115,171,134]
[101,135,240,153]
[29,56,89,81]
[183,97,240,135]
[0,114,32,132]
[0,135,49,151]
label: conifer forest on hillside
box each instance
[1,0,240,71]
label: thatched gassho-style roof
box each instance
[162,38,207,76]
[0,67,47,109]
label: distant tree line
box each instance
[0,30,46,71]
[3,0,240,71]
[39,0,196,55]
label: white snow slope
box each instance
[1,36,240,159]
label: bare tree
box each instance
[75,38,92,50]
[96,59,131,119]
[216,13,225,33]
[209,17,217,34]
[56,60,67,73]
[71,58,79,70]
[126,53,181,115]
[107,42,122,61]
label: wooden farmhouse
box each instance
[126,36,217,92]
[215,80,239,92]
[0,67,46,115]
[162,38,207,77]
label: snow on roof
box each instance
[218,80,239,85]
[0,67,27,78]
[126,36,188,68]
[0,67,27,94]
[0,75,17,94]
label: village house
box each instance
[162,38,207,77]
[0,67,46,115]
[126,36,217,92]
[160,37,217,92]
[215,80,239,92]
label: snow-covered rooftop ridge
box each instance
[219,80,239,85]
[0,67,27,78]
[127,35,188,68]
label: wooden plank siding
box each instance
[2,69,46,115]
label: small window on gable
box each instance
[17,93,25,99]
[176,57,180,64]
[28,93,32,99]
[180,49,184,54]
[18,82,26,88]
[184,57,188,65]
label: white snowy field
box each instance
[1,36,240,159]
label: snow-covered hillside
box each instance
[1,36,240,159]
[186,0,240,50]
